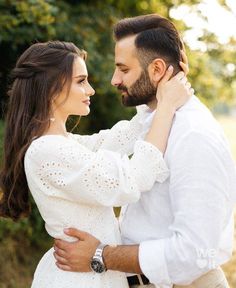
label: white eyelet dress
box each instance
[24,112,169,288]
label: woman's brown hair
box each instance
[0,41,86,220]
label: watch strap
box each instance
[94,243,108,259]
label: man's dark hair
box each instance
[113,14,183,71]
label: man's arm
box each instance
[136,130,234,285]
[54,228,142,273]
[104,244,141,273]
[55,130,234,286]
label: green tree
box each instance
[0,1,235,286]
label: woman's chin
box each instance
[80,108,90,116]
[69,108,90,117]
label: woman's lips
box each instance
[83,99,90,105]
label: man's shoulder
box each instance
[172,96,219,135]
[167,96,226,151]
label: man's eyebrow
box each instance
[115,63,128,68]
[73,75,88,78]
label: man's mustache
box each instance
[117,84,128,93]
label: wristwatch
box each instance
[90,243,108,273]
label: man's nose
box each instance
[111,71,122,87]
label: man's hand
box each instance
[54,228,141,274]
[54,228,100,272]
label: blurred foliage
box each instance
[0,0,236,286]
[1,0,236,130]
[0,120,52,287]
[0,120,4,163]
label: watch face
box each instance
[91,258,105,273]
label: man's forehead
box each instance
[114,35,137,63]
[115,35,136,49]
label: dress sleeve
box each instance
[26,138,169,207]
[70,109,146,156]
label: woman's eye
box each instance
[121,70,129,74]
[78,79,86,84]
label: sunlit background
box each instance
[172,0,236,48]
[0,0,235,287]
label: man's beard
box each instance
[117,69,156,107]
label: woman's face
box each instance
[53,56,95,118]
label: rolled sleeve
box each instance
[138,130,234,286]
[139,239,172,286]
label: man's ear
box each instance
[148,58,167,84]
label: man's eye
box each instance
[121,70,129,73]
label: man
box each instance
[54,14,236,288]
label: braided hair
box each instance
[0,41,86,220]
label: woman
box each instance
[0,41,192,287]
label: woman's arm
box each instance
[72,57,190,155]
[145,66,192,153]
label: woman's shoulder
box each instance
[31,134,68,147]
[25,135,75,161]
[24,134,94,176]
[25,133,91,163]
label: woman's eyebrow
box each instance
[74,74,88,79]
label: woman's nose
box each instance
[86,83,95,97]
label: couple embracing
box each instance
[1,13,235,288]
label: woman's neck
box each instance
[44,111,68,137]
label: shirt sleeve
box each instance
[70,110,145,156]
[139,131,234,286]
[26,138,169,207]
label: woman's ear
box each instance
[148,58,167,83]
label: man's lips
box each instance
[118,90,128,96]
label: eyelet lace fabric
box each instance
[24,113,169,288]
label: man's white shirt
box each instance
[120,96,236,287]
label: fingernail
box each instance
[64,228,70,233]
[168,65,173,70]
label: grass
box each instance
[217,116,236,158]
[217,115,236,287]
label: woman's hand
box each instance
[179,50,189,75]
[144,50,192,154]
[156,65,194,115]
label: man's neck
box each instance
[147,99,157,111]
